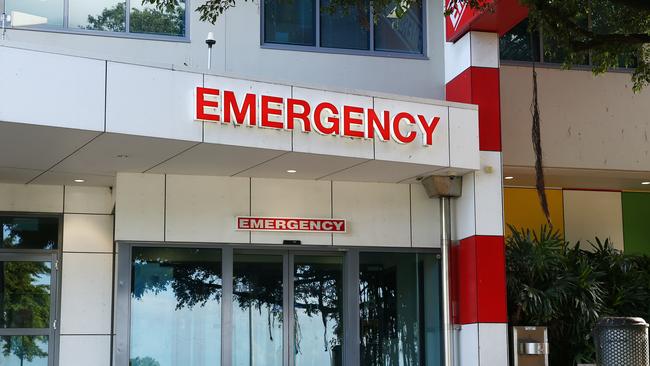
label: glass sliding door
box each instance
[293,254,344,366]
[232,252,284,366]
[359,252,442,366]
[130,247,222,366]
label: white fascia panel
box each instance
[203,75,293,151]
[449,107,480,170]
[0,47,105,131]
[373,98,450,167]
[106,62,203,142]
[291,87,374,159]
[470,32,500,70]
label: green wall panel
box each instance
[622,192,650,255]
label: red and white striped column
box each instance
[445,29,509,366]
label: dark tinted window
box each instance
[320,0,370,50]
[374,1,423,54]
[500,19,540,62]
[359,252,442,366]
[1,216,59,250]
[264,0,316,46]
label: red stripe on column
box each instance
[446,67,502,151]
[455,235,507,324]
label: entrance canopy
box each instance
[0,44,479,186]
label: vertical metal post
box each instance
[440,196,454,366]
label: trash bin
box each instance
[594,317,649,366]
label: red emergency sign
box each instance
[236,216,347,233]
[195,87,441,146]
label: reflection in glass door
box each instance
[232,252,284,366]
[293,255,344,366]
[0,256,56,366]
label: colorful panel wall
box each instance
[503,188,564,236]
[505,188,650,254]
[563,190,624,251]
[622,192,650,255]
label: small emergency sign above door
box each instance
[236,216,347,233]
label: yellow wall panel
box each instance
[504,188,565,237]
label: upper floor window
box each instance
[500,18,635,69]
[4,0,187,39]
[263,0,424,56]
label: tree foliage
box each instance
[0,226,51,365]
[86,1,185,35]
[507,226,650,365]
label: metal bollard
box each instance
[594,317,649,366]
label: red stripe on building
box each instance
[446,67,502,151]
[452,235,508,324]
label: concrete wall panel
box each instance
[165,174,250,243]
[115,173,165,241]
[563,190,624,250]
[332,181,411,246]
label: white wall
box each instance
[501,65,650,172]
[0,183,115,366]
[115,172,441,248]
[3,0,446,99]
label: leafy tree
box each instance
[0,225,51,366]
[507,226,650,364]
[86,1,185,36]
[130,356,161,366]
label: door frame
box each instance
[0,252,59,366]
[115,241,439,366]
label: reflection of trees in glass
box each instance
[360,259,421,366]
[233,260,284,340]
[293,263,343,356]
[1,336,48,366]
[130,356,161,366]
[131,251,222,310]
[85,1,185,35]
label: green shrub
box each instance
[506,226,650,365]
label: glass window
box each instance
[264,0,316,46]
[130,0,186,37]
[5,0,64,27]
[320,0,369,50]
[69,0,126,32]
[0,336,49,366]
[131,247,222,366]
[1,216,59,250]
[359,252,442,366]
[232,252,284,366]
[374,1,423,53]
[294,255,344,366]
[0,261,52,329]
[499,19,540,62]
[263,0,424,55]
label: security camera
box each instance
[205,32,216,48]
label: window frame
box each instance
[0,212,62,366]
[260,0,428,59]
[1,0,190,42]
[116,241,442,366]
